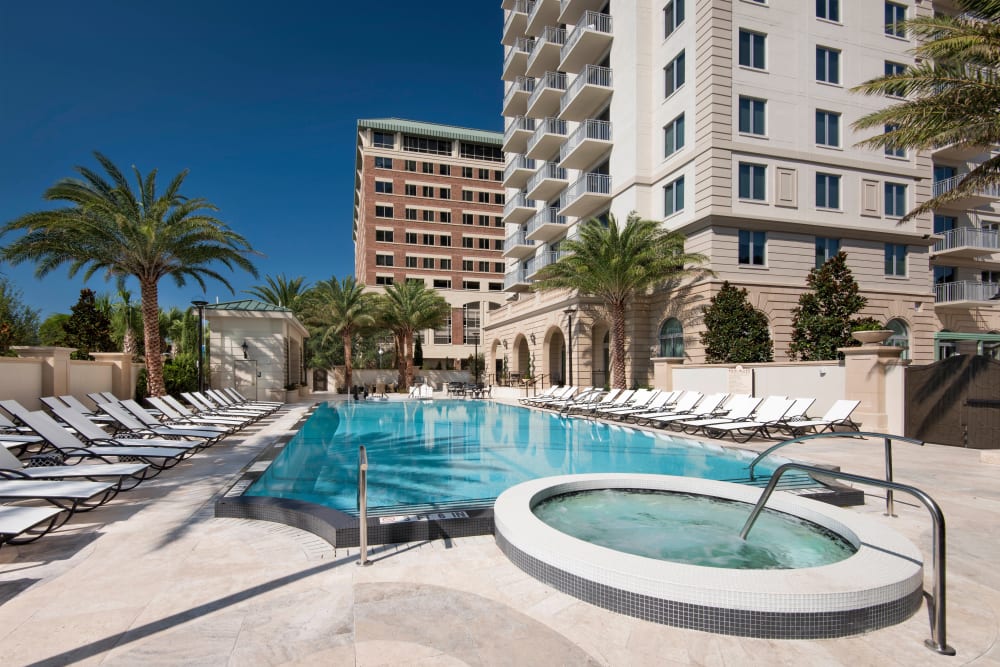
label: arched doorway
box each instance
[512,334,531,382]
[591,324,610,388]
[544,327,566,385]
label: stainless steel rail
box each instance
[747,431,924,516]
[357,445,371,566]
[739,462,955,656]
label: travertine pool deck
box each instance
[0,393,998,666]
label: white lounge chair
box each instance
[0,506,67,547]
[702,398,796,442]
[649,393,729,429]
[96,402,225,446]
[631,391,702,425]
[677,396,764,434]
[0,444,150,494]
[783,400,862,435]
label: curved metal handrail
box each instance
[739,462,955,656]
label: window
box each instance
[375,180,393,194]
[478,191,490,203]
[422,257,435,269]
[462,167,473,178]
[738,30,766,70]
[816,47,840,84]
[815,172,841,209]
[375,253,394,267]
[494,262,504,272]
[405,160,417,172]
[462,260,473,271]
[815,237,840,268]
[434,314,452,343]
[433,279,452,289]
[422,186,434,198]
[464,280,481,290]
[479,168,489,179]
[884,243,906,276]
[422,234,434,245]
[440,211,451,223]
[375,205,393,218]
[440,188,451,199]
[405,232,417,244]
[489,282,503,291]
[405,184,417,196]
[664,0,685,37]
[885,61,905,77]
[462,238,474,248]
[885,182,906,216]
[405,256,417,268]
[663,176,685,216]
[439,164,451,176]
[373,131,394,149]
[817,0,839,21]
[403,135,452,155]
[375,275,393,286]
[374,157,393,169]
[886,318,910,360]
[440,259,452,270]
[884,125,905,157]
[815,111,840,147]
[885,2,906,38]
[738,163,766,201]
[738,97,765,136]
[440,235,451,246]
[479,215,489,226]
[983,270,1000,283]
[494,216,504,227]
[934,266,956,284]
[738,230,766,265]
[422,210,434,222]
[405,208,417,220]
[658,318,684,357]
[478,261,489,272]
[494,193,505,205]
[494,240,504,251]
[664,51,686,96]
[664,113,685,156]
[933,215,956,234]
[462,213,473,225]
[478,238,490,249]
[462,190,473,202]
[494,170,503,181]
[460,142,503,162]
[375,229,394,242]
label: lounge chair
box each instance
[557,388,611,414]
[48,406,207,456]
[782,400,862,435]
[544,387,597,410]
[565,388,622,414]
[531,386,579,408]
[182,392,264,421]
[630,391,702,425]
[0,443,150,494]
[0,477,118,514]
[605,390,674,420]
[207,389,279,414]
[519,386,561,405]
[676,396,764,434]
[222,388,283,408]
[776,397,816,428]
[702,398,796,442]
[592,389,656,417]
[580,389,635,417]
[155,396,253,429]
[0,505,67,546]
[121,399,233,435]
[96,402,225,445]
[40,396,115,425]
[647,393,729,429]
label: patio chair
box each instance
[774,397,816,431]
[630,391,702,424]
[40,396,115,425]
[121,399,232,435]
[0,446,150,494]
[782,400,862,435]
[591,389,654,418]
[676,396,764,434]
[155,396,253,429]
[183,393,264,421]
[519,385,563,405]
[0,477,118,513]
[0,505,67,547]
[207,389,279,414]
[578,389,635,417]
[702,398,796,442]
[96,402,225,446]
[529,386,578,407]
[647,393,729,429]
[544,387,597,410]
[223,388,283,408]
[49,406,207,455]
[565,388,622,415]
[604,391,673,420]
[557,388,610,414]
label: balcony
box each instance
[525,26,565,78]
[526,207,569,243]
[560,11,613,73]
[526,161,569,201]
[932,142,990,162]
[502,0,534,46]
[932,174,1000,209]
[503,228,537,259]
[503,155,537,189]
[526,71,567,119]
[558,0,605,26]
[504,265,533,292]
[560,172,612,217]
[526,0,561,36]
[503,191,537,224]
[559,65,613,122]
[525,117,568,160]
[560,119,612,169]
[932,226,1000,260]
[502,115,536,153]
[502,76,535,117]
[934,280,1000,307]
[526,250,563,279]
[502,38,534,82]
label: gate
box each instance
[313,368,328,391]
[904,355,1000,449]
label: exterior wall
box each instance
[68,360,113,400]
[0,357,45,410]
[0,351,137,411]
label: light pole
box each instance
[191,299,209,392]
[563,307,577,386]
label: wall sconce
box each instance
[529,333,536,344]
[502,339,508,349]
[241,341,249,359]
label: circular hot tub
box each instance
[494,474,924,639]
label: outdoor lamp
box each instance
[241,341,249,358]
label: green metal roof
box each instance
[358,118,502,145]
[205,299,291,312]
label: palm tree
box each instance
[532,213,708,390]
[244,273,310,311]
[301,276,376,393]
[379,280,450,390]
[852,0,1000,220]
[0,152,258,396]
[105,289,143,356]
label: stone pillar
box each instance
[650,357,684,391]
[839,343,906,432]
[13,346,74,399]
[91,352,135,400]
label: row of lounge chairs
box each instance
[0,389,281,547]
[525,386,861,442]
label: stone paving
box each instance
[0,394,998,665]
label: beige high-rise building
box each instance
[488,0,1000,388]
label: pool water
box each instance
[246,400,778,514]
[532,489,857,569]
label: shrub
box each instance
[700,282,774,363]
[789,252,869,360]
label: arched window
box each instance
[658,318,684,357]
[886,318,909,360]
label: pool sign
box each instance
[379,511,469,524]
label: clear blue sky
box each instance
[0,1,504,318]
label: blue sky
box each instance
[0,1,504,318]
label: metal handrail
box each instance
[527,71,568,110]
[933,226,1000,252]
[933,173,1000,198]
[935,279,999,303]
[746,431,923,516]
[739,462,955,656]
[357,445,371,566]
[504,115,535,144]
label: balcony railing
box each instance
[935,280,1000,303]
[503,115,536,145]
[526,26,566,76]
[559,64,613,120]
[503,190,537,218]
[502,37,535,79]
[565,172,611,199]
[504,265,532,290]
[563,10,613,54]
[527,71,568,116]
[503,0,534,35]
[934,227,1000,253]
[503,155,537,183]
[526,117,568,158]
[502,76,535,111]
[526,206,568,236]
[505,229,536,249]
[932,174,1000,199]
[527,161,568,192]
[562,118,611,153]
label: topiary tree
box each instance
[789,252,870,360]
[63,288,115,360]
[699,281,773,363]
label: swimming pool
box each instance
[245,400,779,514]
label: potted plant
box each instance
[850,318,893,345]
[284,382,299,402]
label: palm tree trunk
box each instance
[123,327,137,356]
[404,331,415,389]
[343,331,353,392]
[611,300,627,390]
[140,280,166,396]
[395,332,406,389]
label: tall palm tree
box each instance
[853,0,1000,220]
[0,152,258,396]
[532,213,708,390]
[244,273,310,311]
[379,280,450,390]
[301,276,376,393]
[104,288,143,356]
